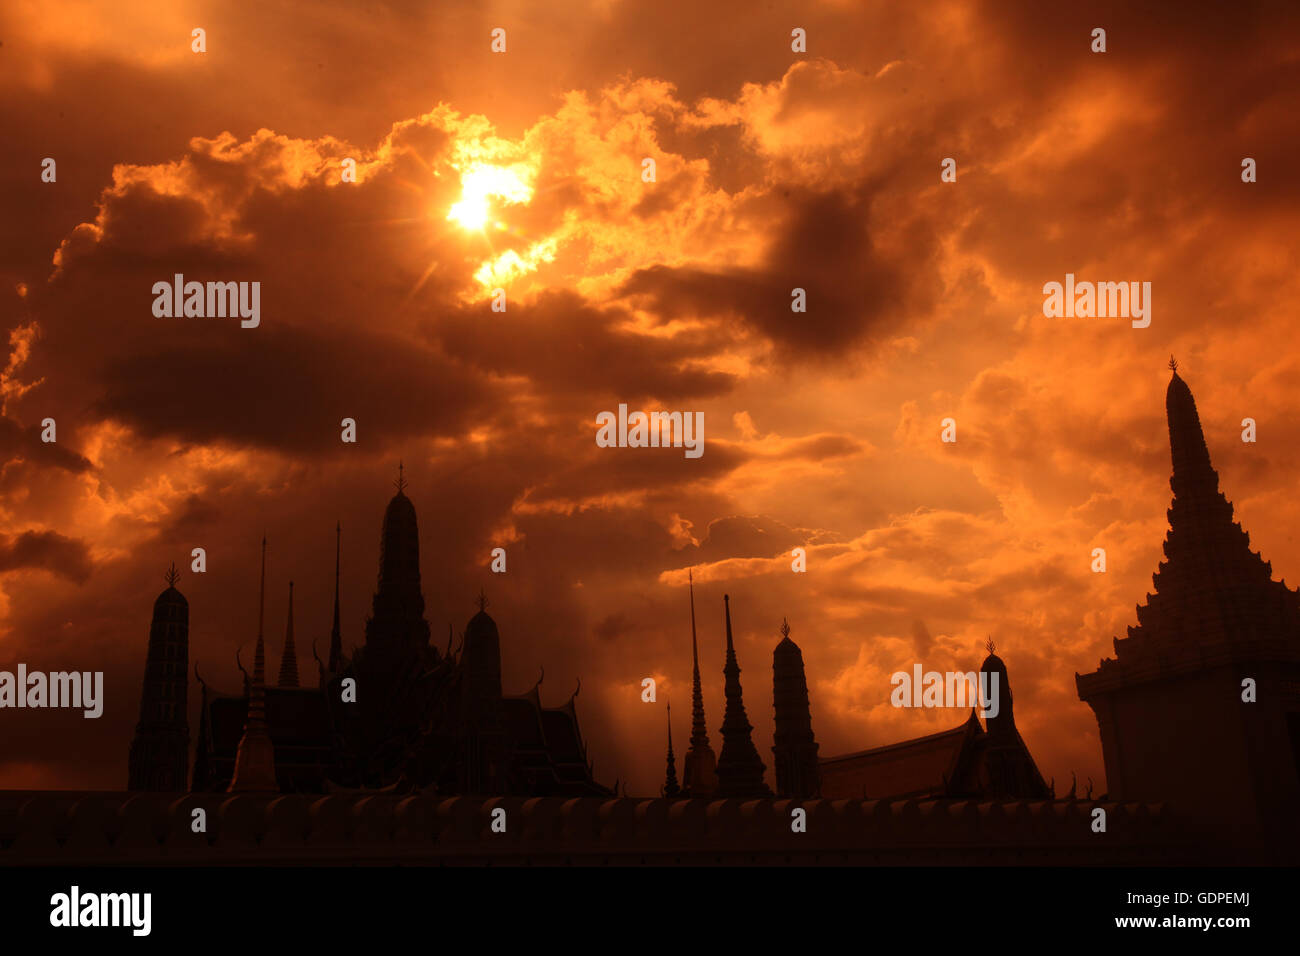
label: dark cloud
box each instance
[0,416,93,473]
[427,289,736,408]
[0,529,93,582]
[621,184,936,358]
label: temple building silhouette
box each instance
[672,576,1048,802]
[818,640,1051,801]
[80,361,1297,864]
[1076,360,1300,846]
[153,468,613,797]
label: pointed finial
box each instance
[164,562,179,587]
[477,589,488,612]
[394,460,407,493]
[985,635,996,654]
[780,617,790,640]
[1168,354,1178,372]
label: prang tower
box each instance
[127,564,190,791]
[772,619,820,798]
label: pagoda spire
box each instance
[127,562,190,790]
[772,618,820,798]
[715,593,770,797]
[278,580,299,687]
[681,569,718,796]
[228,536,279,792]
[367,464,430,655]
[1097,363,1300,656]
[1075,364,1300,831]
[663,698,681,797]
[327,522,343,673]
[1167,360,1217,496]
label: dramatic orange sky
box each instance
[2,1,1299,796]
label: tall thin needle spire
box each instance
[228,535,278,792]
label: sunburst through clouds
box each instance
[447,163,533,232]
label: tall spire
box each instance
[278,580,299,688]
[1075,363,1300,831]
[772,618,820,798]
[1122,362,1299,652]
[715,593,770,797]
[663,698,681,797]
[681,569,717,796]
[229,536,278,792]
[328,522,343,672]
[688,570,707,744]
[127,563,189,790]
[1167,360,1217,495]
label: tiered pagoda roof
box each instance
[1078,362,1300,696]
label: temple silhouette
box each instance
[817,639,1051,802]
[130,468,612,797]
[651,361,1298,842]
[62,360,1295,864]
[1076,359,1300,847]
[665,578,1048,802]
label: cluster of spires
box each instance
[662,571,819,798]
[227,522,346,792]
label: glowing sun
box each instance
[447,164,532,231]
